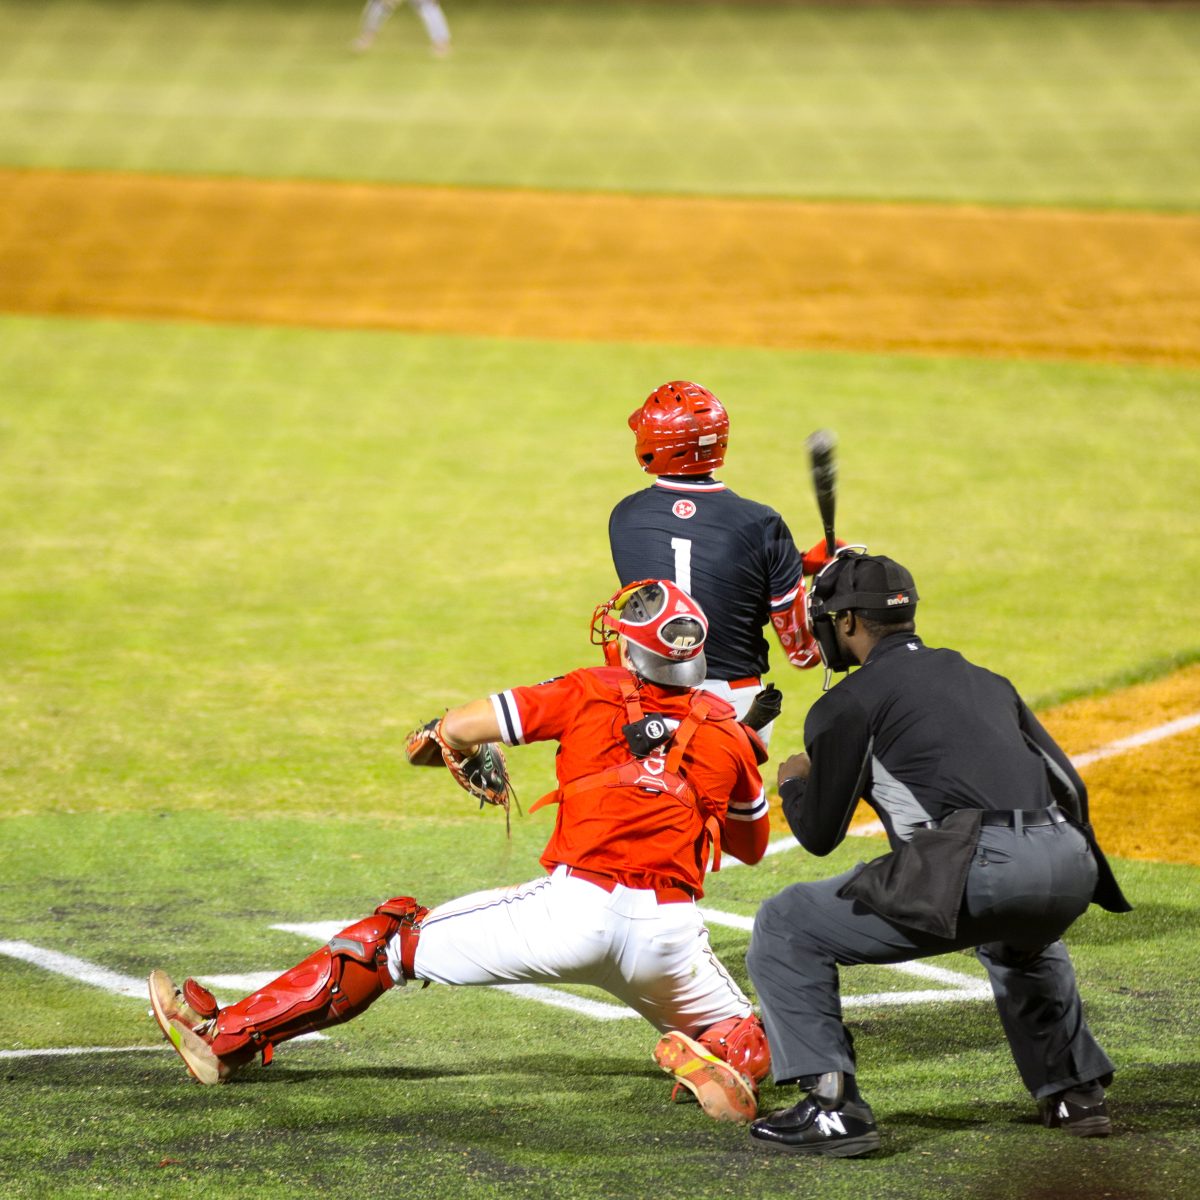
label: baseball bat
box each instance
[805,429,838,557]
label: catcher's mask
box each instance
[628,381,729,476]
[807,548,919,676]
[591,579,708,687]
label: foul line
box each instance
[17,707,1185,1050]
[1070,711,1200,768]
[3,710,1190,1056]
[0,898,993,1060]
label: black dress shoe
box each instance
[749,1094,881,1157]
[1037,1082,1112,1138]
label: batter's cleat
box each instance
[653,1031,757,1124]
[147,970,237,1086]
[1038,1081,1112,1138]
[350,33,375,53]
[750,1087,881,1157]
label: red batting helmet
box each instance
[591,579,708,687]
[628,381,729,476]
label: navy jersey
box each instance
[609,478,804,680]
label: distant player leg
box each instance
[412,0,451,56]
[352,0,401,52]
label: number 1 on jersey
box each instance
[671,537,693,595]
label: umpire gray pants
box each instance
[746,822,1115,1099]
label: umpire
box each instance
[745,549,1130,1158]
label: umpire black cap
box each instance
[812,551,919,623]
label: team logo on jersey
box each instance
[671,499,697,520]
[632,754,669,790]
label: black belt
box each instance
[918,806,1068,831]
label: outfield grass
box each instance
[1,0,1199,208]
[1,315,1197,829]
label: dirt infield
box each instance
[3,167,1200,365]
[1037,665,1200,866]
[2,165,1196,864]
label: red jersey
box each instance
[490,666,768,897]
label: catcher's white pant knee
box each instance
[391,865,752,1035]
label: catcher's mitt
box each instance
[404,717,517,820]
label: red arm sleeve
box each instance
[770,576,820,670]
[690,726,770,865]
[721,792,770,865]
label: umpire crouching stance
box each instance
[745,549,1130,1157]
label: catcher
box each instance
[149,579,774,1123]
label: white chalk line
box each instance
[266,916,991,1018]
[1,1045,168,1060]
[0,940,148,1000]
[850,709,1200,838]
[1070,711,1200,767]
[0,940,326,1060]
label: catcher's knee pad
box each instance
[200,897,427,1064]
[697,1014,771,1086]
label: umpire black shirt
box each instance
[780,632,1089,855]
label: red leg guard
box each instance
[188,897,427,1069]
[697,1014,771,1086]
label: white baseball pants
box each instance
[387,865,752,1035]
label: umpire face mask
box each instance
[806,548,919,683]
[807,554,860,677]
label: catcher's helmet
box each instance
[628,381,729,476]
[591,579,708,687]
[807,548,919,672]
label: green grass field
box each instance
[2,315,1198,1197]
[2,1,1199,1197]
[2,811,1198,1199]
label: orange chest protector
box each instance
[531,675,724,866]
